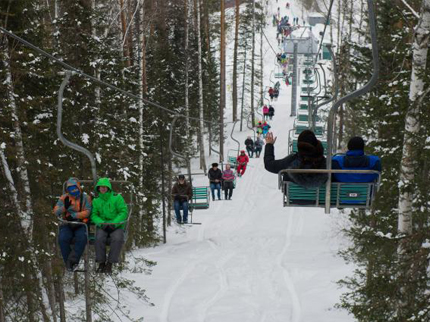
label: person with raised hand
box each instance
[264,130,328,188]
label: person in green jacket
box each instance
[91,178,128,273]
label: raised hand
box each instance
[265,132,277,145]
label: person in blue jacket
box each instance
[332,137,381,182]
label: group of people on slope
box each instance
[264,130,381,188]
[256,121,271,138]
[245,136,265,158]
[54,177,128,274]
[268,87,279,101]
[262,105,275,121]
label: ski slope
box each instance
[125,1,355,321]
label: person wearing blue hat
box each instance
[53,177,92,271]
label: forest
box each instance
[1,0,430,321]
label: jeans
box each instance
[255,147,262,157]
[210,183,221,200]
[58,224,87,265]
[246,147,254,158]
[95,228,125,263]
[174,200,189,223]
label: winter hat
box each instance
[348,137,365,151]
[178,174,185,180]
[212,163,218,168]
[298,130,318,146]
[297,130,323,158]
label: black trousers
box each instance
[223,181,234,199]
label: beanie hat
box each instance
[178,174,185,180]
[212,163,219,167]
[297,130,323,158]
[297,130,318,146]
[348,137,365,151]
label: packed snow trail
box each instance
[124,1,355,321]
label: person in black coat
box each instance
[268,106,275,120]
[264,130,328,188]
[208,163,223,200]
[244,136,255,158]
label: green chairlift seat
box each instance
[294,124,324,136]
[228,156,238,168]
[300,103,316,110]
[190,186,210,209]
[281,181,376,208]
[291,139,327,154]
[297,114,320,122]
[303,79,315,85]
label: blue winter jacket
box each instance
[332,150,381,183]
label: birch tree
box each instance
[196,0,207,172]
[398,0,430,236]
[232,0,240,122]
[2,36,34,238]
[220,0,226,162]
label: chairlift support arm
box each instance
[230,120,241,154]
[169,115,192,183]
[57,71,97,184]
[312,45,338,132]
[324,0,379,214]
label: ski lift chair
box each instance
[288,137,327,154]
[190,186,210,210]
[278,169,380,209]
[227,149,239,169]
[61,179,134,245]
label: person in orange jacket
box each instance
[53,177,92,271]
[236,150,250,177]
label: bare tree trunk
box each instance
[260,16,263,107]
[0,271,5,322]
[137,2,148,233]
[185,0,191,139]
[196,0,207,171]
[3,36,34,239]
[250,0,256,127]
[336,0,341,56]
[220,0,226,162]
[202,0,211,53]
[398,0,430,236]
[358,0,365,43]
[232,0,239,122]
[119,0,131,66]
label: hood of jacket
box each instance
[95,177,113,201]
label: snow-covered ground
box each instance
[123,1,355,321]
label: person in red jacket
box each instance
[268,87,274,100]
[236,150,249,177]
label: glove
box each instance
[174,195,180,201]
[103,225,115,233]
[64,212,74,221]
[65,209,77,221]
